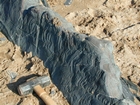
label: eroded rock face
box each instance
[0,0,138,105]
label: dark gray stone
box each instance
[0,0,139,105]
[64,0,73,5]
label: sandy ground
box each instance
[0,0,140,105]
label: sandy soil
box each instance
[0,0,140,105]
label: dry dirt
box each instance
[0,0,140,105]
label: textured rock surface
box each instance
[0,0,139,105]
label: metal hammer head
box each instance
[18,75,51,95]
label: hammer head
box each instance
[18,75,51,95]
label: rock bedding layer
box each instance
[0,0,139,105]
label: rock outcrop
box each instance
[0,0,139,105]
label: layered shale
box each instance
[0,0,139,105]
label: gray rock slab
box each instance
[0,0,139,105]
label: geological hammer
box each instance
[18,75,57,105]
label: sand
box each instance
[0,0,140,105]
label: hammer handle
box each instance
[33,85,57,105]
